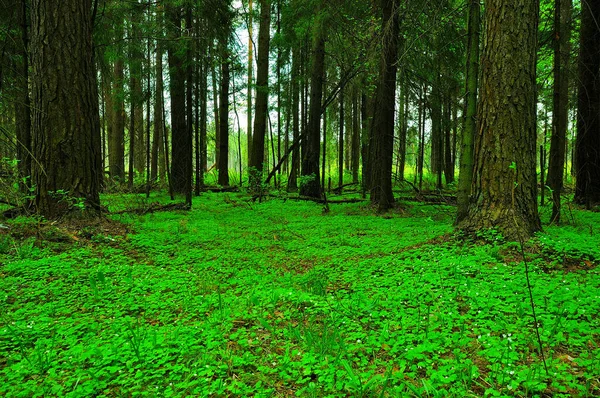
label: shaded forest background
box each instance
[0,0,599,239]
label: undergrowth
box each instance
[0,192,599,397]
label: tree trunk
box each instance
[249,0,271,187]
[547,0,572,223]
[458,0,541,240]
[15,0,31,190]
[31,0,102,217]
[247,0,254,170]
[338,85,344,189]
[287,47,300,191]
[351,88,360,184]
[456,0,480,224]
[300,14,326,199]
[218,41,230,186]
[574,0,600,206]
[212,52,220,169]
[185,5,193,204]
[167,4,189,194]
[110,57,126,181]
[151,34,164,183]
[369,0,400,211]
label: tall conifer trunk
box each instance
[369,0,400,210]
[458,0,541,240]
[31,0,102,217]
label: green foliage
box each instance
[0,193,599,397]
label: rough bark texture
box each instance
[249,0,271,187]
[299,12,326,199]
[31,0,102,217]
[351,89,361,183]
[458,0,541,240]
[456,0,480,224]
[547,0,572,223]
[338,86,344,189]
[15,0,31,188]
[167,5,190,194]
[369,0,400,211]
[287,47,300,191]
[218,43,230,186]
[151,37,164,183]
[110,58,126,181]
[247,0,253,169]
[574,0,600,206]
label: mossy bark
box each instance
[458,0,541,240]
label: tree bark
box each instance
[15,0,31,190]
[547,0,572,223]
[458,0,541,240]
[287,47,300,191]
[249,0,271,187]
[299,12,326,198]
[369,0,400,211]
[456,0,480,224]
[110,57,126,181]
[167,4,190,194]
[151,32,164,183]
[574,0,600,206]
[31,0,102,217]
[218,41,230,186]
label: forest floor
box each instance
[1,191,599,397]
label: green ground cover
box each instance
[1,192,599,397]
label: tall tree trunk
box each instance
[456,0,481,224]
[360,91,370,194]
[369,0,400,210]
[200,42,208,186]
[300,10,326,199]
[574,0,600,206]
[547,0,572,223]
[31,0,101,217]
[287,47,300,191]
[151,35,164,183]
[247,0,254,169]
[212,51,220,169]
[458,0,541,240]
[110,57,126,182]
[338,84,344,189]
[15,0,31,189]
[249,0,271,187]
[218,41,230,186]
[444,97,454,184]
[351,88,360,183]
[185,4,193,204]
[167,4,189,194]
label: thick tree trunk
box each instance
[574,0,600,206]
[31,0,102,217]
[300,15,326,198]
[249,0,271,187]
[547,0,572,223]
[167,5,190,194]
[458,0,541,240]
[369,0,400,211]
[456,0,480,224]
